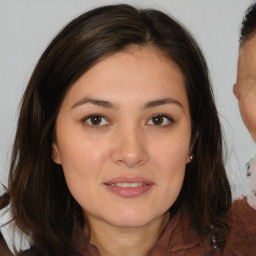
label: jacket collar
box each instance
[73,212,204,256]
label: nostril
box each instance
[110,131,149,167]
[112,150,149,168]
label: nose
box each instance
[233,83,239,99]
[111,126,149,168]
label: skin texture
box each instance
[53,46,192,256]
[234,34,256,142]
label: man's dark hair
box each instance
[240,2,256,47]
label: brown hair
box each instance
[0,4,231,255]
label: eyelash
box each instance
[147,114,174,127]
[82,114,110,128]
[82,114,174,128]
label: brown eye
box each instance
[91,116,102,125]
[152,115,164,125]
[147,114,173,126]
[84,115,108,126]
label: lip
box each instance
[104,176,154,198]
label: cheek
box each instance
[58,142,108,210]
[56,137,109,193]
[153,134,190,166]
[56,124,111,167]
[151,137,189,191]
[239,100,256,132]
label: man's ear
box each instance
[52,143,61,164]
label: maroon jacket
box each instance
[1,198,256,255]
[73,198,256,256]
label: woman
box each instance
[0,4,255,256]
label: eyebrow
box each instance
[72,97,116,109]
[143,98,184,111]
[71,97,183,111]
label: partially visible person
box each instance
[233,2,256,210]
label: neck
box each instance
[84,213,169,256]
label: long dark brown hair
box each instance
[0,4,231,255]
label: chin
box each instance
[104,210,162,228]
[107,218,154,228]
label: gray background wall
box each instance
[0,0,255,197]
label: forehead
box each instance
[60,46,189,111]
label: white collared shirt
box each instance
[236,155,256,210]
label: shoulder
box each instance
[223,197,256,255]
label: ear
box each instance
[186,131,198,164]
[52,143,62,164]
[186,154,193,164]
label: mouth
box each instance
[104,177,154,198]
[108,182,152,187]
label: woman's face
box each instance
[53,46,192,229]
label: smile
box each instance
[104,177,154,198]
[110,182,145,187]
